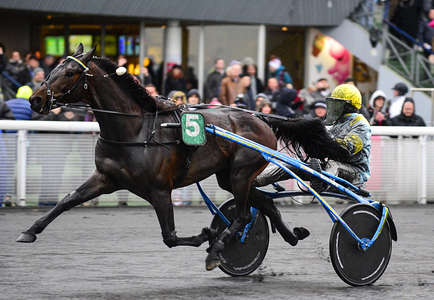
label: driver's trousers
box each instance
[254,160,364,188]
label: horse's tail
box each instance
[264,117,351,162]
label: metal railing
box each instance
[350,1,434,88]
[0,120,433,206]
[410,88,434,125]
[382,22,434,88]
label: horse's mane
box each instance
[90,57,174,112]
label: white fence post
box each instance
[418,135,427,204]
[16,130,27,206]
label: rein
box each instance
[187,104,290,121]
[57,103,142,118]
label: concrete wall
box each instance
[0,13,31,56]
[378,64,433,124]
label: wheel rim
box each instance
[210,199,269,276]
[330,204,392,286]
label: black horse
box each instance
[17,44,349,270]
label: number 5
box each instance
[186,114,200,137]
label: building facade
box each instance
[0,0,377,98]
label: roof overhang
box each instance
[0,0,362,26]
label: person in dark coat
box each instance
[0,44,16,101]
[204,58,225,103]
[5,50,30,89]
[243,64,264,97]
[26,67,45,92]
[303,100,327,121]
[387,97,426,127]
[390,0,425,46]
[164,65,187,96]
[275,87,297,118]
[0,99,15,122]
[41,55,56,76]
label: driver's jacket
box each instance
[328,113,371,183]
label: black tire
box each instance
[209,198,269,276]
[329,203,392,286]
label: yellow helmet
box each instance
[330,84,362,109]
[325,84,362,125]
[16,85,33,100]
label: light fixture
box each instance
[281,26,288,31]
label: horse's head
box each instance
[30,44,95,114]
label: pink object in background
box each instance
[327,40,351,84]
[209,98,222,107]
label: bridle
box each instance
[41,55,93,113]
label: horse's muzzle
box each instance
[29,95,45,114]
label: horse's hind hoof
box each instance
[205,254,221,271]
[16,232,37,243]
[294,227,310,241]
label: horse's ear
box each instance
[81,46,96,63]
[73,43,84,57]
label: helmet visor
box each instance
[325,97,348,125]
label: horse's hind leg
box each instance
[16,171,115,243]
[205,167,256,271]
[249,188,309,246]
[150,190,214,248]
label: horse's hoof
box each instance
[294,227,310,241]
[202,227,218,242]
[16,232,37,243]
[205,253,221,271]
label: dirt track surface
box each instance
[1,205,433,300]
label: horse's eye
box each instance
[65,71,74,78]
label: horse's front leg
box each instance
[16,171,115,243]
[151,190,214,248]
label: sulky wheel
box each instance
[329,203,392,286]
[209,198,269,276]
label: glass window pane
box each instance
[187,25,258,80]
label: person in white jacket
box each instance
[367,90,389,126]
[389,82,408,118]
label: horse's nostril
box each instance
[29,96,43,111]
[30,96,42,105]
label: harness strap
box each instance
[98,135,181,147]
[59,103,142,117]
[66,56,89,72]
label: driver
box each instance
[249,84,371,246]
[255,83,371,188]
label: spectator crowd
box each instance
[0,41,428,128]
